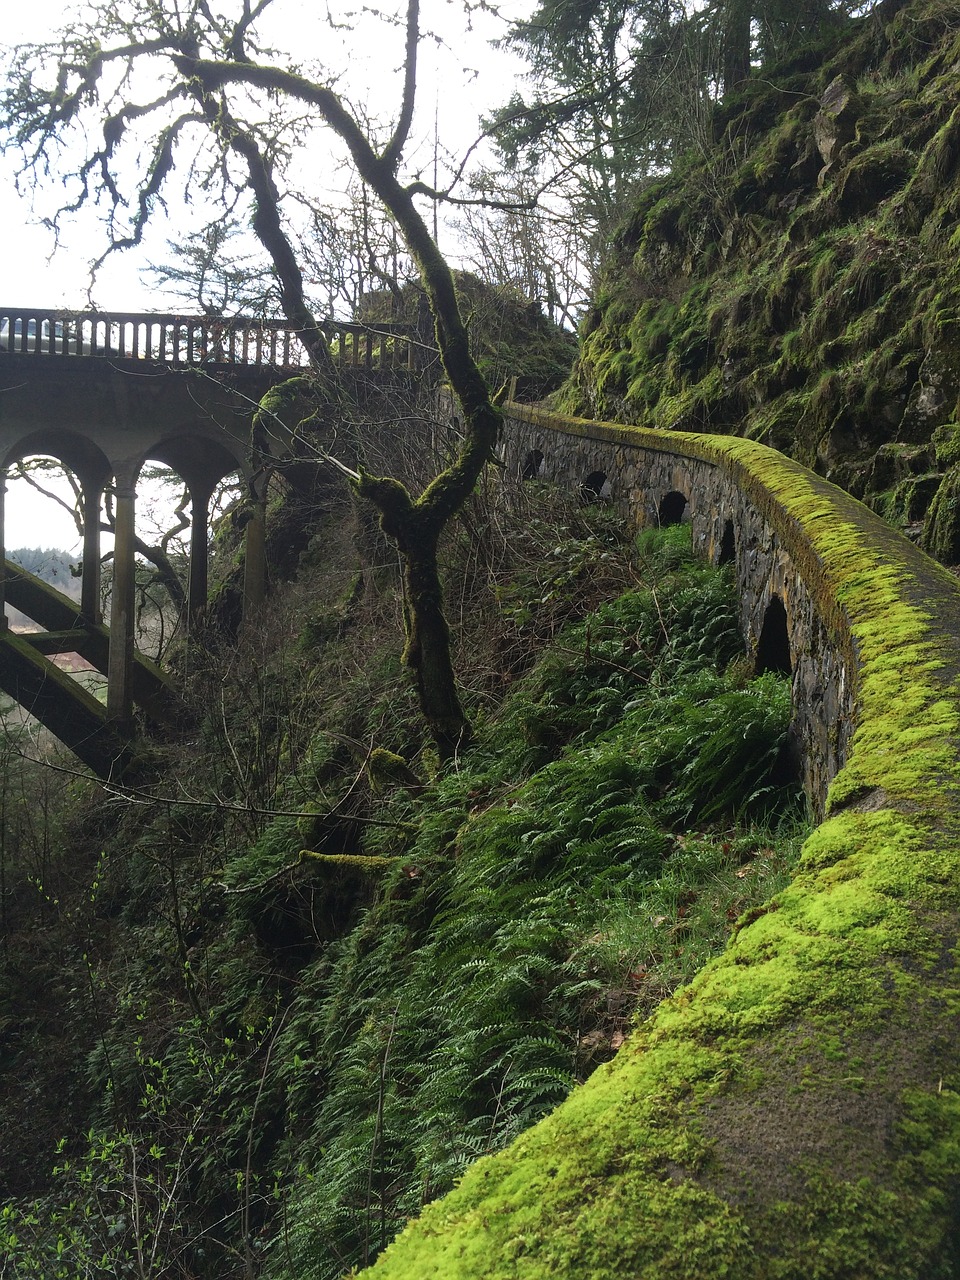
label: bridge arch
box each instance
[520,448,545,481]
[657,489,688,526]
[2,427,113,479]
[718,517,736,566]
[134,433,244,634]
[755,593,792,677]
[2,431,113,627]
[0,430,248,726]
[580,469,610,504]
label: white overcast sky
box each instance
[0,0,533,548]
[0,0,532,310]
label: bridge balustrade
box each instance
[0,307,420,371]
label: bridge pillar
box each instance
[107,472,137,728]
[80,479,103,624]
[242,475,267,615]
[188,481,214,625]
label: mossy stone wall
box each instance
[503,403,858,814]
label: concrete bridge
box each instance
[0,306,421,774]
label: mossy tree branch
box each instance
[175,6,501,756]
[4,0,503,759]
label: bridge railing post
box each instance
[0,307,426,375]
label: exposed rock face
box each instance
[921,462,960,562]
[563,0,960,566]
[813,74,861,181]
[903,342,960,437]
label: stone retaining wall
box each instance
[501,402,861,816]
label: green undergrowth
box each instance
[0,521,806,1279]
[252,527,805,1278]
[358,423,960,1279]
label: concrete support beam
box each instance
[3,560,178,727]
[107,473,137,727]
[0,631,127,778]
[80,480,102,624]
[188,483,213,626]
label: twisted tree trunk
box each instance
[186,24,502,760]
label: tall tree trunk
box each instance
[401,536,470,761]
[187,39,503,762]
[356,474,473,761]
[723,0,752,94]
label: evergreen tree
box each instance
[489,0,857,282]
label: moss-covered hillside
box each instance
[358,272,577,401]
[562,0,960,562]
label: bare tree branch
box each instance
[382,0,420,171]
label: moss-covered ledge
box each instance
[360,408,960,1279]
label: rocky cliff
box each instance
[562,0,960,562]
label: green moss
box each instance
[909,102,960,202]
[254,375,321,443]
[933,421,960,468]
[299,851,396,872]
[921,464,960,563]
[640,193,687,250]
[366,747,423,795]
[361,404,960,1280]
[650,368,723,430]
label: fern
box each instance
[258,528,807,1280]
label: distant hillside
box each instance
[358,271,578,401]
[7,548,82,622]
[563,0,960,562]
[9,547,80,590]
